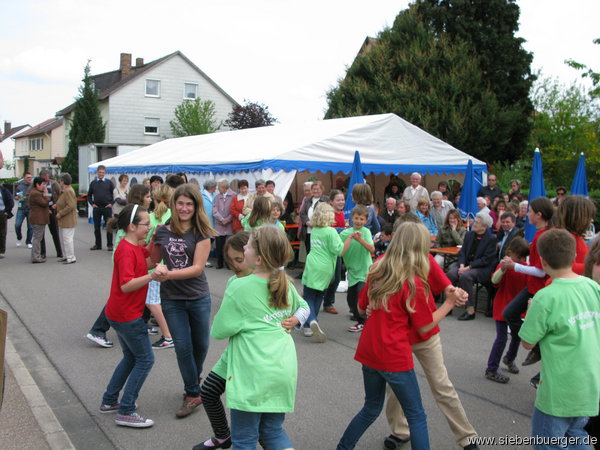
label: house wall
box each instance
[50,124,65,158]
[107,54,236,144]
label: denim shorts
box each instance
[145,280,161,305]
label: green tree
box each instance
[170,98,221,137]
[63,61,106,182]
[326,5,505,162]
[565,38,600,100]
[224,100,278,129]
[528,75,600,188]
[414,0,535,162]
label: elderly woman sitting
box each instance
[446,212,497,320]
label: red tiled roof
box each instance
[0,124,30,142]
[13,118,63,138]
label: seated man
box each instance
[447,212,497,321]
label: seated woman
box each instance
[490,200,507,233]
[414,197,437,242]
[434,209,466,269]
[446,212,497,320]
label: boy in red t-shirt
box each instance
[485,237,530,383]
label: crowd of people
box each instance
[0,166,598,450]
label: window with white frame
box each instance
[29,138,43,151]
[184,83,198,99]
[144,117,160,135]
[145,79,160,97]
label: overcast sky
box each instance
[0,0,598,132]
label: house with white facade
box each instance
[0,121,31,178]
[12,118,64,177]
[56,51,239,179]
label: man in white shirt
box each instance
[402,172,429,211]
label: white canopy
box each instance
[90,113,486,196]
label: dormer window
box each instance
[145,79,160,97]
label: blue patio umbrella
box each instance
[525,148,547,242]
[344,150,365,220]
[570,152,589,197]
[457,159,478,224]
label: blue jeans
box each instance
[337,365,429,450]
[15,208,32,244]
[162,297,211,396]
[303,286,325,326]
[90,307,111,337]
[532,407,590,449]
[230,409,293,450]
[102,317,154,414]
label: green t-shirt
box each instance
[211,275,308,412]
[519,277,600,417]
[339,226,373,286]
[302,226,343,290]
[212,275,237,379]
[241,216,285,232]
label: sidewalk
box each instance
[1,336,73,450]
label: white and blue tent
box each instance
[90,113,487,199]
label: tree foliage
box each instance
[170,98,221,137]
[326,5,505,162]
[63,61,105,182]
[224,100,278,129]
[565,38,600,100]
[528,75,600,188]
[325,0,534,163]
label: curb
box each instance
[4,337,75,450]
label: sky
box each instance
[0,0,598,135]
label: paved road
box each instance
[0,218,538,449]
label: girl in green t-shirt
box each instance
[241,196,284,232]
[211,226,308,450]
[301,202,343,343]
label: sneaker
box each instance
[90,245,101,250]
[485,370,509,384]
[147,327,159,335]
[176,396,202,418]
[58,257,67,262]
[115,412,154,428]
[347,323,364,332]
[303,327,313,337]
[383,434,409,449]
[502,356,520,374]
[99,402,120,413]
[27,243,33,249]
[86,333,114,348]
[16,240,22,247]
[63,258,77,264]
[310,320,327,343]
[152,336,174,349]
[205,261,213,268]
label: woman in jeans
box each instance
[151,184,216,418]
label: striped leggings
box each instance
[200,371,229,439]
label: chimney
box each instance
[4,121,11,135]
[120,53,133,79]
[135,57,144,67]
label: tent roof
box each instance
[91,113,487,175]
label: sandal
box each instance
[485,370,509,384]
[502,356,520,374]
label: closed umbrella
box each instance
[457,159,478,224]
[344,150,365,219]
[525,148,546,242]
[570,152,589,197]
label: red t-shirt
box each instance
[544,233,589,287]
[332,211,346,229]
[528,228,549,294]
[105,240,150,322]
[355,276,434,372]
[492,263,529,321]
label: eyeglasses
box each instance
[137,222,152,227]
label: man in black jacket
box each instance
[447,212,497,320]
[496,212,522,260]
[87,165,114,251]
[0,184,15,257]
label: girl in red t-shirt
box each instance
[338,222,454,450]
[101,204,167,428]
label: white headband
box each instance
[129,204,139,224]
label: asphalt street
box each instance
[0,217,539,449]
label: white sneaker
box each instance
[336,280,348,293]
[303,328,313,337]
[27,244,33,249]
[86,333,114,348]
[16,240,22,247]
[310,320,327,343]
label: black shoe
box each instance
[457,311,475,321]
[216,263,224,269]
[522,348,541,366]
[383,434,409,450]
[107,246,113,251]
[90,245,101,250]
[464,444,480,450]
[192,436,231,450]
